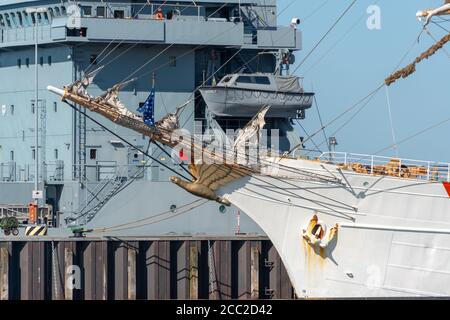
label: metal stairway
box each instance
[67,167,129,226]
[81,176,128,225]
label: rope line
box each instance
[292,0,357,73]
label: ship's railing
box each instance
[319,152,450,182]
[73,163,153,182]
[0,161,157,183]
[0,24,51,43]
[0,204,54,227]
[77,2,205,21]
[0,161,63,182]
[0,2,206,35]
[46,161,65,182]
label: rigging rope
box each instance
[296,119,322,154]
[292,0,357,73]
[385,86,399,158]
[64,101,194,180]
[304,85,383,156]
[299,28,423,156]
[91,2,199,73]
[289,83,385,154]
[385,31,450,86]
[84,1,158,74]
[313,95,330,152]
[301,0,331,24]
[114,0,298,87]
[373,114,450,156]
[91,199,208,233]
[303,0,383,77]
[425,26,450,59]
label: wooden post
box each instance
[189,242,198,300]
[0,245,8,300]
[127,245,137,300]
[250,243,259,300]
[64,246,73,300]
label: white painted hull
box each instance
[219,158,450,298]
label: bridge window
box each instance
[48,56,52,66]
[53,102,57,112]
[30,13,36,24]
[96,6,106,17]
[5,14,11,27]
[10,151,14,161]
[114,10,124,19]
[17,58,21,68]
[90,148,97,160]
[22,12,30,26]
[54,149,59,160]
[0,15,4,27]
[10,105,14,115]
[254,76,271,85]
[26,58,30,68]
[61,6,66,16]
[10,13,17,27]
[81,6,92,17]
[32,149,36,160]
[54,7,60,16]
[40,56,44,66]
[48,8,54,18]
[236,76,252,84]
[17,12,23,26]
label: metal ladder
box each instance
[66,166,129,226]
[82,176,127,224]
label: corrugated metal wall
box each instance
[0,239,294,300]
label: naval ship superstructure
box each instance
[0,0,306,236]
[43,1,450,299]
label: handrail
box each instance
[319,151,450,182]
[0,2,205,30]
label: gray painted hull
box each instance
[200,87,314,118]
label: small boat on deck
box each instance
[199,73,314,118]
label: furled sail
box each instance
[68,65,104,98]
[95,79,141,120]
[233,106,270,150]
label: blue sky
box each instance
[277,0,450,162]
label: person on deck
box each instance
[155,8,164,20]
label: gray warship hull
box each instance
[0,0,304,238]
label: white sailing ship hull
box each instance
[220,157,450,298]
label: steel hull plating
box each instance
[220,158,450,297]
[200,87,313,118]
